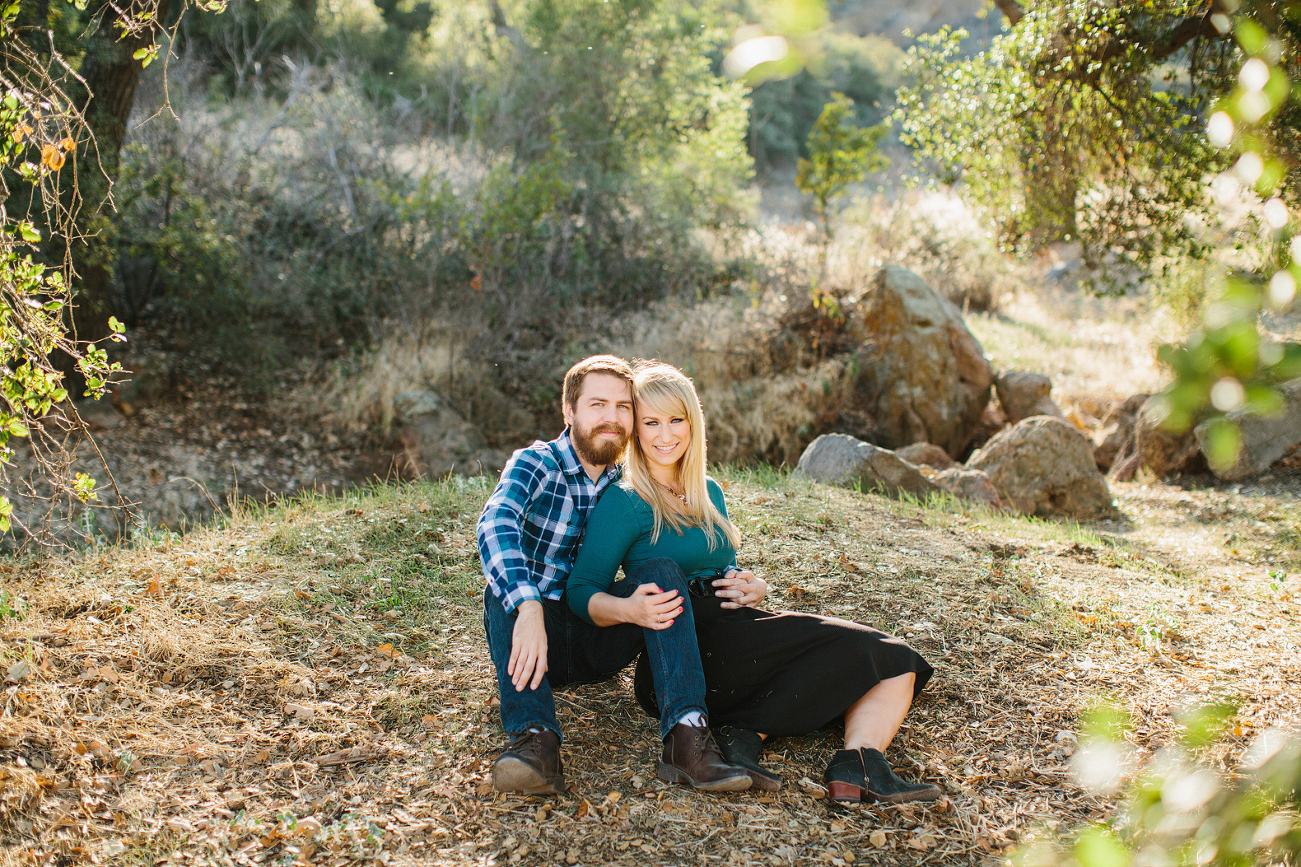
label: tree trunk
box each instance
[68,0,171,343]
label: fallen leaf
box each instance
[868,830,887,848]
[5,661,31,684]
[907,834,936,850]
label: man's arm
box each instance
[477,451,550,613]
[477,450,551,690]
[507,600,548,691]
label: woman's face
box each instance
[637,402,691,474]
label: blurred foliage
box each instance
[1150,0,1301,471]
[1016,704,1301,867]
[746,29,904,173]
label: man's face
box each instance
[565,373,634,469]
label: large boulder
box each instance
[995,370,1064,425]
[1093,392,1150,472]
[894,442,958,471]
[931,466,1005,510]
[393,390,506,478]
[840,266,993,457]
[795,433,942,499]
[1134,396,1203,479]
[1194,377,1301,481]
[967,416,1121,520]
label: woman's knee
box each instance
[627,558,689,592]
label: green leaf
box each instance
[7,418,28,438]
[1201,417,1243,473]
[1072,825,1132,867]
[1176,702,1236,749]
[17,222,39,243]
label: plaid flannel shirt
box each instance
[478,430,620,614]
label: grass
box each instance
[0,474,1298,867]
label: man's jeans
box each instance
[483,558,707,741]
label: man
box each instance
[478,355,750,795]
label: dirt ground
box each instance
[0,461,1297,867]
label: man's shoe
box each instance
[860,748,941,803]
[658,723,752,792]
[491,729,565,795]
[715,725,781,792]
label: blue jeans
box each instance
[483,558,708,741]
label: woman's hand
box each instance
[713,569,767,609]
[620,584,685,630]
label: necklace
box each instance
[657,480,687,505]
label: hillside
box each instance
[0,470,1297,866]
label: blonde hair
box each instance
[627,362,741,550]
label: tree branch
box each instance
[993,0,1025,26]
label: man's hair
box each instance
[562,355,634,411]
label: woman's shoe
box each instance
[823,749,866,803]
[860,748,942,803]
[714,726,782,792]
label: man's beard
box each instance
[572,422,629,468]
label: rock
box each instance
[995,370,1064,425]
[895,442,958,470]
[795,433,942,500]
[932,467,1004,510]
[73,398,126,431]
[1134,396,1203,478]
[967,416,1121,519]
[393,390,506,478]
[1092,422,1128,472]
[841,265,993,457]
[1092,393,1149,472]
[1194,378,1301,481]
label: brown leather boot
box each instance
[657,723,752,792]
[492,729,565,794]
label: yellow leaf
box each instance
[61,137,75,152]
[868,830,887,847]
[41,144,65,170]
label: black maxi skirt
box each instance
[635,594,933,737]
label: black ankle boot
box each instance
[860,748,941,803]
[715,726,781,792]
[823,749,866,803]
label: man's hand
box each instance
[507,600,548,692]
[713,569,767,609]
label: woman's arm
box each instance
[705,478,768,608]
[711,569,768,609]
[587,584,685,629]
[565,488,641,624]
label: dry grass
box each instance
[0,469,1298,867]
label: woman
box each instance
[566,362,940,803]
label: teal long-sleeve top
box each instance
[566,478,736,625]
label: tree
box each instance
[795,91,887,243]
[0,0,218,542]
[894,0,1232,261]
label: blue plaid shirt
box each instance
[478,430,620,614]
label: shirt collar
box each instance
[556,428,620,485]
